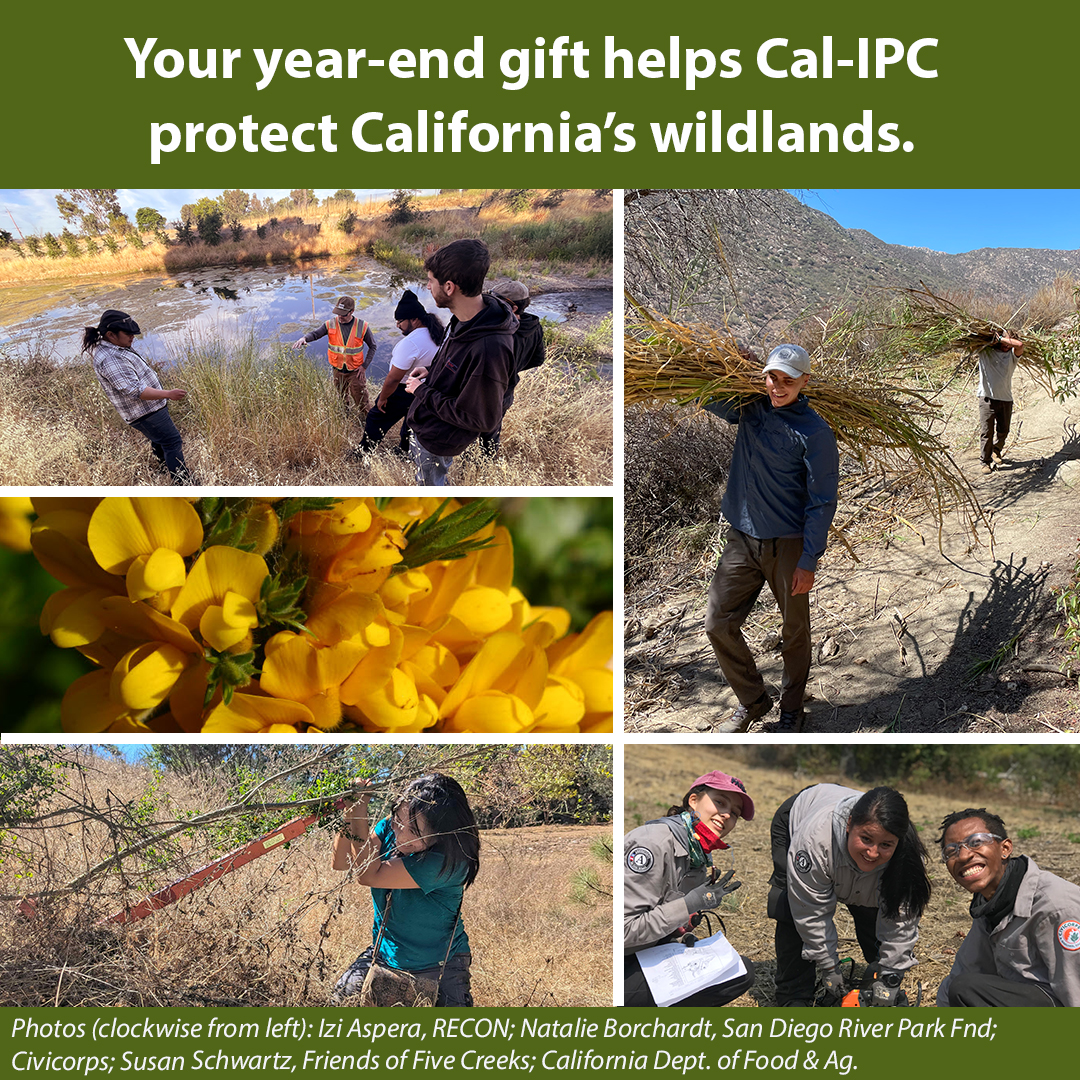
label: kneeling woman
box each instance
[936,807,1080,1006]
[332,774,480,1006]
[624,770,756,1006]
[769,785,931,1006]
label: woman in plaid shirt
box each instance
[82,309,192,484]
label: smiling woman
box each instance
[767,784,932,1007]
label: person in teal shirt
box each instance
[332,773,480,1005]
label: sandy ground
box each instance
[626,372,1080,734]
[623,746,1080,1007]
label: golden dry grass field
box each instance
[0,756,613,1007]
[624,745,1080,1007]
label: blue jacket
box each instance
[705,394,839,572]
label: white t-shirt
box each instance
[390,326,439,372]
[977,346,1016,401]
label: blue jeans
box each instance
[129,406,190,484]
[409,436,454,486]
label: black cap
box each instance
[98,309,141,336]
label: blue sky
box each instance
[794,190,1080,255]
[0,189,440,237]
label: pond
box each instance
[0,257,603,379]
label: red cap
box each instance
[691,771,754,821]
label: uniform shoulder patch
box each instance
[793,850,813,877]
[626,846,655,874]
[1057,920,1080,951]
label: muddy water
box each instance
[0,256,594,378]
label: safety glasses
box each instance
[941,832,1003,862]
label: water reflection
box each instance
[0,257,581,375]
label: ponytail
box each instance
[419,309,446,346]
[81,326,104,354]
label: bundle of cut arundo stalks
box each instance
[624,296,989,548]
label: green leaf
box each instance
[393,500,500,573]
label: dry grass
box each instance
[0,756,612,1008]
[0,334,612,487]
[624,746,1080,1008]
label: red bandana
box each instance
[694,821,729,853]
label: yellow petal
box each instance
[530,676,587,732]
[448,586,514,636]
[88,497,203,574]
[262,632,366,701]
[345,668,421,731]
[203,691,314,733]
[127,548,188,601]
[172,546,269,637]
[31,511,119,591]
[439,633,528,718]
[0,497,34,551]
[40,587,111,647]
[112,642,189,710]
[199,591,259,651]
[443,691,533,733]
[60,671,132,733]
[548,611,614,673]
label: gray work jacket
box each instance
[786,785,920,973]
[937,858,1080,1006]
[623,819,709,954]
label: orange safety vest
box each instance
[326,317,368,371]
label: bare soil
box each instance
[626,373,1080,734]
[623,746,1080,1007]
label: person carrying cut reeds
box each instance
[976,332,1023,474]
[293,295,378,419]
[704,344,839,734]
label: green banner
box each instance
[4,1,1077,186]
[1,1007,1068,1079]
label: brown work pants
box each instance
[978,397,1012,464]
[333,366,371,418]
[704,529,812,713]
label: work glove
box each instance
[683,869,741,914]
[871,972,903,1007]
[819,968,846,1006]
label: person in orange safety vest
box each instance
[293,295,378,417]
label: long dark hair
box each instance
[418,309,446,346]
[394,774,480,889]
[850,787,931,919]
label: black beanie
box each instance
[97,309,141,335]
[394,290,426,321]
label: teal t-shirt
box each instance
[370,817,470,971]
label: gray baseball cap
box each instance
[762,344,811,378]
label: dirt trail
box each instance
[626,373,1080,734]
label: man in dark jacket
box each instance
[405,239,516,485]
[478,279,546,456]
[703,344,839,734]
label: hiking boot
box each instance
[775,708,805,734]
[980,463,994,475]
[992,450,1006,464]
[714,693,772,733]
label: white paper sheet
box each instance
[637,929,747,1007]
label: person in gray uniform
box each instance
[623,770,756,1007]
[936,807,1080,1007]
[976,331,1023,474]
[768,784,932,1007]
